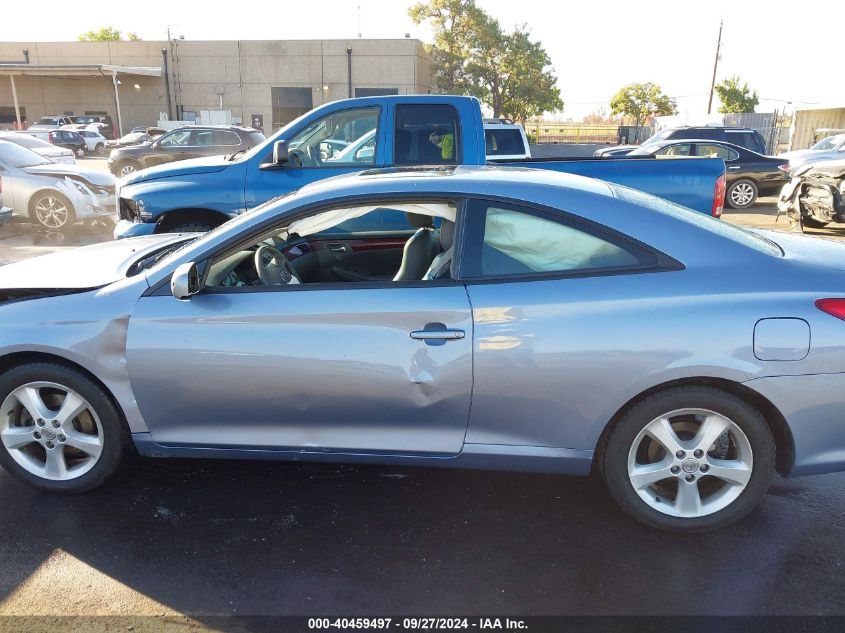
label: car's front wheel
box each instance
[0,363,129,493]
[30,192,75,231]
[602,386,775,532]
[75,147,85,158]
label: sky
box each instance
[1,0,842,120]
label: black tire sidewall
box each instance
[726,179,758,209]
[0,363,128,493]
[602,386,775,532]
[169,222,213,233]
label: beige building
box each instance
[0,39,434,134]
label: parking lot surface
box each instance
[1,184,845,619]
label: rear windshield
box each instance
[610,184,783,257]
[485,128,525,156]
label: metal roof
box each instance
[0,64,161,77]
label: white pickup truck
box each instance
[483,119,531,161]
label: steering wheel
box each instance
[288,149,308,168]
[254,244,301,286]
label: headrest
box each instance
[440,220,455,250]
[406,213,435,229]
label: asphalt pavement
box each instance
[1,164,845,622]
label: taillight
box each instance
[815,299,845,320]
[48,133,54,144]
[778,164,790,173]
[712,173,726,218]
[0,174,3,194]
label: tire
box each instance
[116,160,141,177]
[95,143,104,155]
[29,191,75,231]
[167,222,214,234]
[602,386,775,532]
[75,147,85,158]
[802,217,830,229]
[726,179,758,209]
[0,362,129,493]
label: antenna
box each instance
[358,5,362,38]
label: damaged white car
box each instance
[778,158,845,230]
[0,140,116,231]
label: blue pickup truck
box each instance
[114,95,726,238]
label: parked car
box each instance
[29,115,75,130]
[594,145,639,158]
[596,126,768,158]
[23,130,87,159]
[0,140,116,230]
[108,125,266,178]
[779,134,845,172]
[0,132,75,165]
[625,139,788,209]
[0,175,11,226]
[778,158,845,229]
[114,95,725,238]
[106,131,151,151]
[72,115,116,140]
[4,166,845,532]
[78,129,107,154]
[484,121,531,161]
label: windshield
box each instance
[811,136,844,151]
[627,143,663,156]
[0,134,49,149]
[641,129,673,144]
[0,141,53,167]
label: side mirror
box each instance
[171,262,200,300]
[273,140,289,165]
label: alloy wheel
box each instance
[0,382,104,481]
[626,408,753,519]
[34,196,70,229]
[119,164,137,176]
[730,183,755,207]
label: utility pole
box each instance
[707,18,723,114]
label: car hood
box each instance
[779,149,818,160]
[0,234,192,290]
[791,158,845,179]
[121,155,231,186]
[23,163,115,187]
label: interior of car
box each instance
[204,202,457,289]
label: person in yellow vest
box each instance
[429,127,454,161]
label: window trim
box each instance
[146,193,466,297]
[393,103,462,166]
[458,196,683,285]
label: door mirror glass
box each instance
[171,262,200,300]
[273,140,289,165]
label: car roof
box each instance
[642,138,749,151]
[671,126,758,132]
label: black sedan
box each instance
[47,130,87,159]
[626,139,789,209]
[107,125,265,177]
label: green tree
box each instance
[714,75,759,113]
[610,82,677,140]
[409,0,487,94]
[410,1,562,123]
[78,26,141,42]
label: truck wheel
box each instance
[726,179,758,209]
[116,160,141,177]
[30,192,75,231]
[602,386,775,532]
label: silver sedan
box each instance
[0,140,116,230]
[2,166,845,532]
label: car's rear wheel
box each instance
[30,192,75,230]
[726,179,758,209]
[95,143,104,155]
[602,386,775,532]
[0,363,128,493]
[116,160,140,177]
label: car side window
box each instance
[462,200,656,279]
[286,107,379,167]
[394,104,460,166]
[697,144,738,161]
[213,130,240,146]
[159,130,193,147]
[656,144,692,157]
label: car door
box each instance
[153,129,196,165]
[245,106,385,211]
[125,202,473,456]
[459,197,671,453]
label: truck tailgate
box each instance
[499,157,725,214]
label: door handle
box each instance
[728,165,741,170]
[326,242,348,253]
[410,328,465,341]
